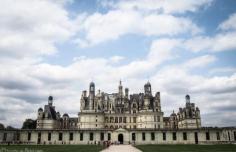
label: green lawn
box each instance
[0,145,103,152]
[136,144,236,152]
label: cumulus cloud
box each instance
[101,0,213,14]
[219,13,236,31]
[0,0,81,58]
[75,3,202,47]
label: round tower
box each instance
[89,82,95,110]
[48,95,53,106]
[144,81,152,95]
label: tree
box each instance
[0,123,5,129]
[22,119,36,129]
[6,126,15,129]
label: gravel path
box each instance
[100,145,142,152]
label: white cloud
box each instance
[184,32,236,52]
[219,13,236,31]
[109,55,125,63]
[102,0,213,14]
[182,55,216,69]
[76,9,201,47]
[0,0,80,58]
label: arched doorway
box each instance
[118,134,124,144]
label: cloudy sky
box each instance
[0,0,236,128]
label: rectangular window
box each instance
[80,133,83,141]
[216,132,220,140]
[100,133,104,141]
[123,117,126,123]
[183,132,187,140]
[28,132,31,141]
[157,116,160,122]
[206,132,210,140]
[108,133,111,140]
[119,117,122,123]
[133,117,136,123]
[16,132,20,141]
[90,132,93,141]
[163,132,166,141]
[48,133,51,141]
[151,132,155,141]
[3,133,7,141]
[59,133,63,141]
[115,117,118,123]
[142,132,145,141]
[69,133,73,141]
[173,132,177,140]
[132,133,136,141]
[234,131,236,141]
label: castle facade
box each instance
[0,82,235,145]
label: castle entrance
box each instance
[118,134,124,144]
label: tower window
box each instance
[133,117,136,123]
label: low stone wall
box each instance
[0,127,235,145]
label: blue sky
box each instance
[0,0,236,127]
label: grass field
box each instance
[136,144,236,152]
[0,145,103,152]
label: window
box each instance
[90,132,94,141]
[48,132,51,141]
[123,117,126,123]
[80,133,83,141]
[115,117,118,123]
[206,132,210,140]
[173,132,177,140]
[157,116,160,122]
[163,132,166,141]
[133,125,137,129]
[216,132,220,140]
[3,133,7,141]
[108,133,111,140]
[142,132,145,141]
[69,133,73,141]
[28,132,31,141]
[132,133,136,141]
[234,131,236,141]
[183,132,187,140]
[119,117,122,123]
[100,133,104,141]
[151,132,155,141]
[59,133,63,141]
[133,117,136,123]
[16,132,20,141]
